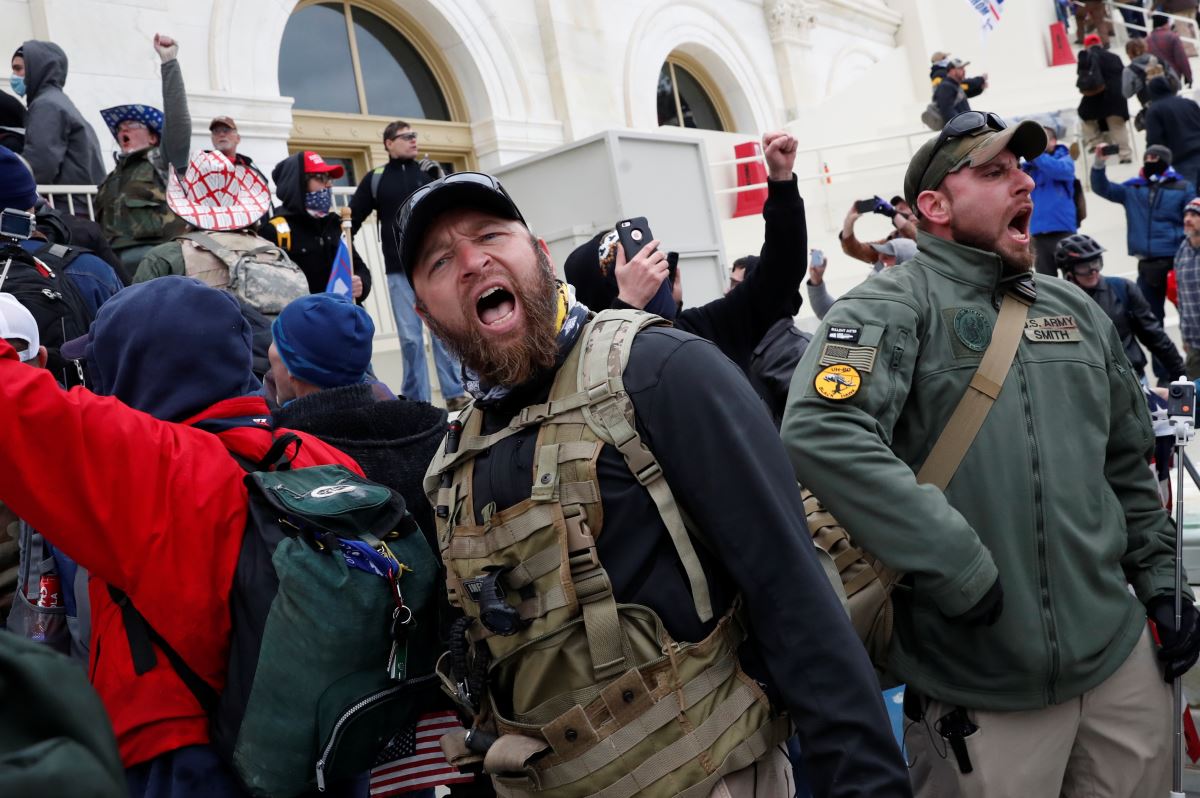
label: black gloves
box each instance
[950,578,1004,627]
[1148,595,1200,681]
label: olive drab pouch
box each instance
[110,437,440,798]
[178,230,308,316]
[803,489,899,683]
[425,310,791,797]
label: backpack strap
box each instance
[578,310,715,624]
[179,231,241,271]
[370,167,385,202]
[107,427,301,710]
[915,291,1032,490]
[267,217,292,251]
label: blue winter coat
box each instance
[1025,145,1078,235]
[1090,165,1196,258]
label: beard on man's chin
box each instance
[951,224,1034,275]
[423,247,561,389]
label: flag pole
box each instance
[340,205,354,261]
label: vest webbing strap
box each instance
[444,504,558,559]
[532,654,740,788]
[673,717,792,798]
[580,313,714,624]
[915,292,1031,490]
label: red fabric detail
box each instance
[0,340,361,766]
[1168,269,1178,308]
[1185,705,1200,763]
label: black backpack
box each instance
[0,242,92,388]
[1077,48,1106,96]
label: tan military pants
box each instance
[1082,117,1133,161]
[708,745,794,797]
[907,626,1172,798]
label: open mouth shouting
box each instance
[475,284,518,331]
[1007,206,1032,245]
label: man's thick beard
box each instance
[951,221,1034,275]
[424,245,561,389]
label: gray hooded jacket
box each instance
[20,40,106,187]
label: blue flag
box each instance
[326,237,353,297]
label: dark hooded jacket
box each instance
[19,41,105,186]
[272,384,446,551]
[929,62,986,124]
[0,275,362,777]
[1145,77,1200,166]
[261,152,373,303]
[0,91,25,153]
[1078,45,1130,122]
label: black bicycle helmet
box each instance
[1054,233,1106,270]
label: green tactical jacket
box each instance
[782,231,1187,712]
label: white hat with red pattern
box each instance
[166,150,272,232]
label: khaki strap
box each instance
[674,717,792,798]
[506,545,564,589]
[588,682,761,798]
[484,734,550,776]
[916,293,1031,491]
[579,313,714,623]
[445,504,559,559]
[531,443,561,502]
[535,656,739,789]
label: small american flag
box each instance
[369,710,475,796]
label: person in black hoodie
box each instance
[267,292,445,543]
[261,151,372,304]
[1078,36,1132,162]
[349,120,467,408]
[565,130,805,391]
[1145,75,1200,190]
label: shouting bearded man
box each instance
[784,110,1199,798]
[400,158,912,798]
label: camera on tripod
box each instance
[1167,379,1196,425]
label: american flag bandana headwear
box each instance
[99,104,164,139]
[369,710,474,795]
[166,151,272,232]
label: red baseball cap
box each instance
[302,151,345,179]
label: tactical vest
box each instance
[95,147,188,250]
[424,310,789,798]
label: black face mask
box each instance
[1144,160,1169,178]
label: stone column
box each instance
[766,0,818,121]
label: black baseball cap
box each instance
[395,172,527,282]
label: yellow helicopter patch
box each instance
[814,364,862,401]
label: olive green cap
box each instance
[903,119,1048,211]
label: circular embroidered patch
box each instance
[953,308,992,352]
[814,364,862,400]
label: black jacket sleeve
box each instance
[674,177,806,371]
[1128,281,1184,377]
[349,178,374,236]
[626,333,912,798]
[352,247,373,304]
[963,75,986,98]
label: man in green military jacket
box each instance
[94,33,192,274]
[783,111,1200,797]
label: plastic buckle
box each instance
[634,461,662,485]
[573,568,611,603]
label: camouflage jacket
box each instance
[95,146,189,251]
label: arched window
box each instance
[279,2,449,120]
[656,57,729,132]
[278,1,472,182]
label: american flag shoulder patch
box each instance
[818,341,877,373]
[369,710,474,796]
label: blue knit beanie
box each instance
[0,145,38,212]
[272,293,375,388]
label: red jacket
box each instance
[0,340,362,767]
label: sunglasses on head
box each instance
[933,111,1007,152]
[389,131,418,142]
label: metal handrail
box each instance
[1102,1,1200,48]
